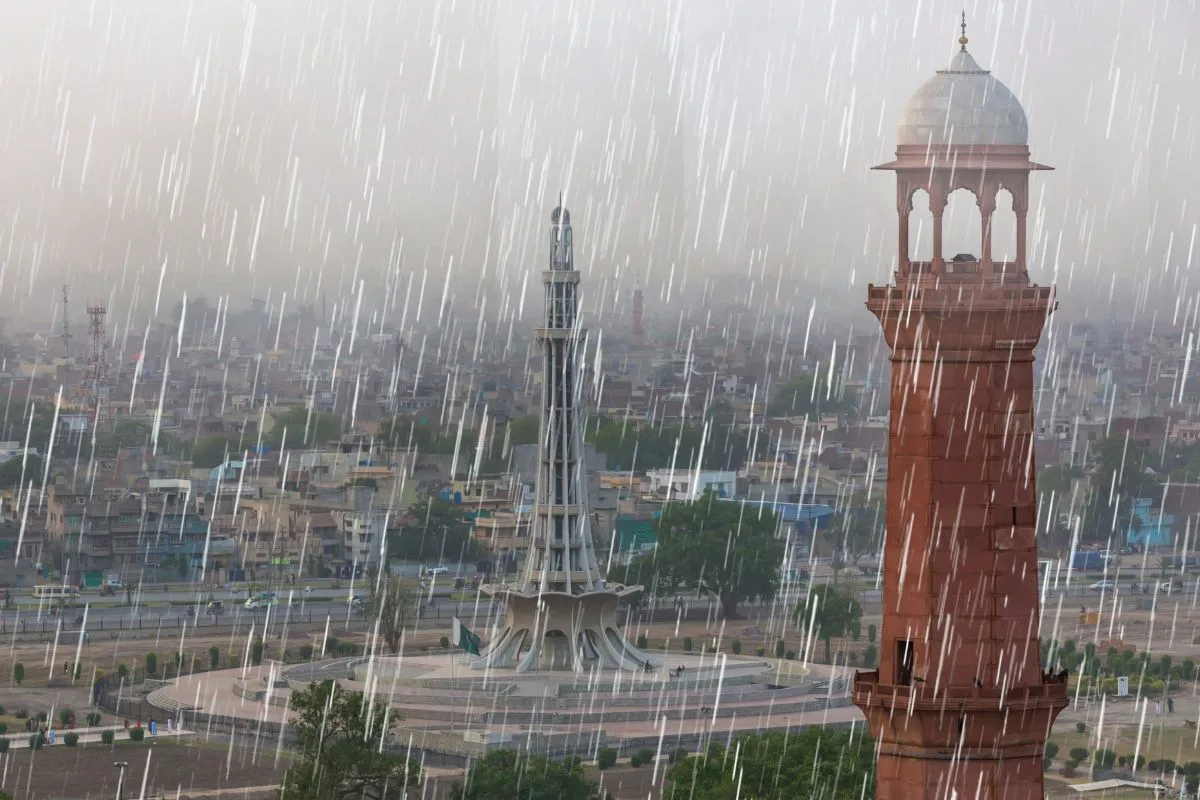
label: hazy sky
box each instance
[0,1,1195,335]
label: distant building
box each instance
[645,469,736,500]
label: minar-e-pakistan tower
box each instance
[851,19,1068,799]
[473,201,649,673]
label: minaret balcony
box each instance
[851,669,1069,714]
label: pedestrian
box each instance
[1168,697,1175,714]
[1156,700,1162,716]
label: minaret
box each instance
[474,199,647,673]
[852,18,1067,799]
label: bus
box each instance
[32,585,79,600]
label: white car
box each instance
[425,565,449,577]
[244,599,261,610]
[1088,580,1115,592]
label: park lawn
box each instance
[1048,720,1200,772]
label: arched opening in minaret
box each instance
[991,188,1018,269]
[909,189,933,263]
[943,188,982,263]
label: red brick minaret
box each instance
[852,18,1068,799]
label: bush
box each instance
[116,663,129,680]
[59,708,74,726]
[1045,741,1059,760]
[0,739,8,753]
[129,726,145,742]
[731,639,742,655]
[1062,760,1078,777]
[1096,749,1117,769]
[1075,722,1087,735]
[636,634,648,649]
[86,712,101,727]
[1069,747,1089,763]
[298,645,314,660]
[867,624,877,644]
[670,747,688,764]
[755,647,765,657]
[785,650,797,660]
[13,709,26,720]
[100,730,115,745]
[1131,754,1146,770]
[0,722,7,735]
[28,733,44,750]
[11,663,23,685]
[325,637,340,654]
[864,644,878,667]
[209,646,220,669]
[683,637,694,652]
[63,732,79,747]
[630,747,656,767]
[251,638,265,666]
[775,639,786,659]
[145,652,158,676]
[1148,758,1177,772]
[596,748,617,770]
[440,636,451,649]
[1043,756,1052,771]
[848,652,859,666]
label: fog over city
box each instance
[0,0,1191,331]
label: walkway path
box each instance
[2,724,194,750]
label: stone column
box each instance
[979,184,996,276]
[898,183,911,275]
[930,180,947,275]
[1014,187,1029,273]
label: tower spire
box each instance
[959,10,968,51]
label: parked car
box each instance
[424,565,449,577]
[1088,580,1115,592]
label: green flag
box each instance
[452,617,481,656]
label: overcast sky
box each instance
[0,0,1194,334]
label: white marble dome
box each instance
[897,48,1028,146]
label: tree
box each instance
[0,455,42,491]
[450,750,609,800]
[650,491,785,617]
[666,729,874,798]
[797,584,863,664]
[586,417,749,473]
[767,373,854,418]
[265,406,342,449]
[1084,435,1160,542]
[188,435,239,468]
[504,414,540,446]
[11,663,22,685]
[368,573,418,655]
[389,497,478,563]
[830,493,883,583]
[282,680,420,800]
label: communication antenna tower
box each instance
[61,285,71,356]
[85,302,108,420]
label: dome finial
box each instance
[959,10,968,51]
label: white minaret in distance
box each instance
[474,199,649,673]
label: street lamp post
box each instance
[113,761,128,800]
